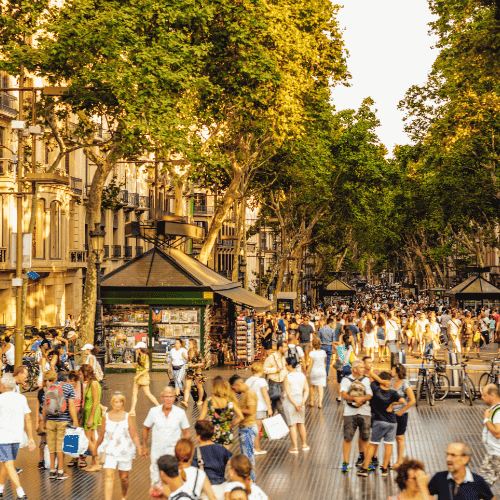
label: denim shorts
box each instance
[0,443,20,462]
[370,420,397,444]
[396,412,408,436]
[424,342,434,358]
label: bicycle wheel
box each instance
[434,374,450,401]
[479,372,494,393]
[464,378,475,406]
[415,377,422,407]
[427,379,435,406]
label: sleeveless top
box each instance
[97,412,136,461]
[4,344,14,365]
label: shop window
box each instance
[49,201,61,259]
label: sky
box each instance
[330,0,439,155]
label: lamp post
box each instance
[89,222,106,383]
[239,259,247,287]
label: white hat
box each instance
[82,343,94,350]
[67,331,77,338]
[134,341,147,349]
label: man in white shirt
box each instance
[481,384,500,485]
[0,374,36,500]
[142,386,190,490]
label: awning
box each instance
[217,287,272,313]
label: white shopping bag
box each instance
[63,426,89,457]
[262,414,289,440]
[44,446,58,468]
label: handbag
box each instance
[63,426,90,457]
[262,414,290,440]
[267,381,282,399]
[172,365,183,370]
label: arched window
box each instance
[33,199,46,259]
[50,201,61,259]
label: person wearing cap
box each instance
[129,342,159,416]
[66,331,82,370]
[82,343,99,373]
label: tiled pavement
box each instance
[6,344,500,500]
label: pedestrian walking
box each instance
[199,376,244,449]
[335,333,354,403]
[0,373,36,500]
[229,375,258,481]
[66,331,82,371]
[224,454,269,500]
[428,442,495,500]
[79,364,103,472]
[81,344,104,381]
[41,370,79,480]
[307,337,326,408]
[298,316,314,362]
[340,360,372,472]
[404,314,417,356]
[316,317,335,375]
[181,339,206,408]
[263,341,288,416]
[96,392,142,500]
[461,311,476,361]
[245,363,272,455]
[362,314,377,361]
[50,344,68,373]
[169,339,188,398]
[448,312,462,355]
[388,458,433,500]
[473,324,487,358]
[129,342,160,416]
[142,386,190,490]
[376,316,388,362]
[1,337,15,373]
[192,420,233,499]
[282,357,309,454]
[480,384,500,486]
[175,438,218,500]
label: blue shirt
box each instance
[428,470,494,500]
[191,444,233,485]
[317,326,335,345]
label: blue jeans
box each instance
[321,345,333,375]
[239,425,258,481]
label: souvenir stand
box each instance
[101,246,272,370]
[445,275,500,311]
[319,278,356,305]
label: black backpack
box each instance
[286,345,301,366]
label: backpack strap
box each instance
[490,404,500,422]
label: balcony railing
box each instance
[138,196,150,209]
[0,92,17,117]
[217,269,231,279]
[217,238,235,247]
[127,193,138,206]
[104,245,109,259]
[118,190,128,204]
[113,245,121,258]
[0,247,6,263]
[124,246,132,259]
[70,250,86,263]
[70,177,83,195]
[136,246,143,256]
[193,205,214,216]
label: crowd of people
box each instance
[2,288,500,499]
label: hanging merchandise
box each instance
[235,313,248,367]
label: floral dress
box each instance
[207,398,236,445]
[186,351,206,382]
[97,413,136,462]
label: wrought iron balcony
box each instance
[70,250,86,263]
[70,177,83,195]
[0,92,17,118]
[138,196,150,209]
[124,246,132,259]
[113,245,121,258]
[193,205,214,216]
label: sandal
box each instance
[302,446,310,451]
[79,458,87,468]
[289,448,299,454]
[307,403,314,407]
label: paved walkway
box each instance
[5,344,500,500]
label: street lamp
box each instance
[89,222,106,383]
[239,259,247,285]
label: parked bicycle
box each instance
[479,357,500,392]
[429,357,450,401]
[415,356,436,406]
[21,358,40,393]
[458,360,476,406]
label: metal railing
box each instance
[104,245,109,259]
[193,205,214,216]
[124,246,132,258]
[113,245,121,258]
[128,193,139,206]
[0,92,17,117]
[138,196,149,209]
[217,239,235,247]
[217,269,231,279]
[136,246,143,256]
[0,247,6,263]
[70,250,86,263]
[70,177,83,195]
[118,190,128,203]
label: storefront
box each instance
[319,278,356,304]
[101,247,271,367]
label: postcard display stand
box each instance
[152,307,201,362]
[235,313,255,366]
[104,305,149,363]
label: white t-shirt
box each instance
[0,391,30,444]
[168,467,205,499]
[224,481,268,500]
[4,343,14,365]
[385,319,398,341]
[340,376,372,417]
[441,314,452,328]
[429,322,441,336]
[170,347,188,366]
[483,404,500,456]
[448,318,461,337]
[246,376,268,412]
[143,405,190,458]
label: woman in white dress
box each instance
[282,357,309,453]
[307,338,326,408]
[169,339,188,397]
[362,314,377,361]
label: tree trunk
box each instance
[232,201,243,283]
[174,179,184,217]
[198,166,242,265]
[273,259,287,310]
